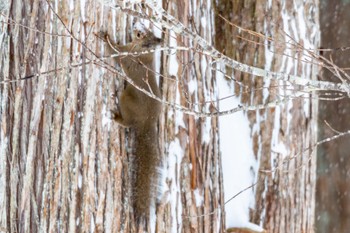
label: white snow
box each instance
[69,0,74,12]
[201,117,211,144]
[193,188,203,207]
[217,63,258,229]
[150,206,156,233]
[168,30,179,76]
[201,17,207,29]
[188,79,197,94]
[167,138,184,233]
[173,85,186,133]
[78,174,82,189]
[101,103,111,130]
[80,0,86,22]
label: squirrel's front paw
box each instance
[110,108,121,121]
[110,108,130,127]
[111,92,118,102]
[96,30,109,42]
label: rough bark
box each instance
[0,0,224,232]
[214,0,319,232]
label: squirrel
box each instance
[99,28,162,223]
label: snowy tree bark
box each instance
[0,0,224,232]
[1,0,321,232]
[214,0,319,233]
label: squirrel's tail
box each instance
[133,125,160,222]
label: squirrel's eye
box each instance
[137,32,141,38]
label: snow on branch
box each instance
[102,0,350,95]
[4,0,349,118]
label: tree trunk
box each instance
[0,0,224,232]
[214,0,319,232]
[1,0,319,233]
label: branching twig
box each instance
[104,0,350,95]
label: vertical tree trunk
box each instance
[0,0,224,232]
[1,0,320,232]
[214,0,319,232]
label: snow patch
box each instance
[202,117,211,144]
[194,188,203,207]
[201,17,207,29]
[217,63,257,229]
[101,103,111,130]
[168,30,179,76]
[80,0,87,22]
[167,138,184,233]
[188,79,197,94]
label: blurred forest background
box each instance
[317,0,350,232]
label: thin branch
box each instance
[105,1,350,95]
[260,128,350,174]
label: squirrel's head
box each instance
[132,29,163,50]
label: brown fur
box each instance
[101,29,162,222]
